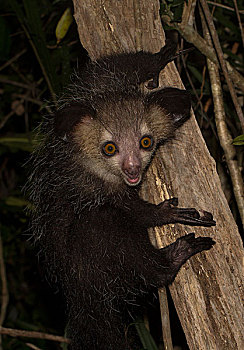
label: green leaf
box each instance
[5,196,29,207]
[134,318,158,350]
[232,134,244,146]
[0,134,37,152]
[56,8,73,44]
[187,65,204,84]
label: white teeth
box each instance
[124,175,141,186]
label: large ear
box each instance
[147,87,191,127]
[53,103,96,138]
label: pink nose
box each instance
[122,156,141,179]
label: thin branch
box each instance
[0,327,70,344]
[159,288,173,350]
[12,93,43,106]
[161,5,244,94]
[26,343,42,350]
[0,99,24,130]
[20,24,57,103]
[0,78,34,90]
[0,110,15,131]
[181,0,197,27]
[0,49,27,72]
[232,0,244,47]
[207,1,244,14]
[201,10,244,227]
[0,231,9,350]
[200,0,244,132]
[0,233,9,326]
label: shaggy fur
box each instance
[27,40,215,349]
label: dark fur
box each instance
[27,40,215,349]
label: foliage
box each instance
[0,0,243,349]
[134,318,159,350]
[0,0,85,348]
[161,0,243,226]
[233,134,244,146]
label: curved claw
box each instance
[161,197,178,208]
[179,233,216,253]
[169,197,178,207]
[200,210,213,221]
[172,208,216,227]
[176,215,216,227]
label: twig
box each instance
[0,49,27,72]
[21,24,57,104]
[12,94,43,106]
[0,233,9,326]
[200,0,244,132]
[179,13,208,127]
[181,0,197,27]
[10,61,34,86]
[0,94,50,130]
[26,343,42,350]
[0,231,9,349]
[0,99,24,130]
[201,10,244,228]
[159,288,173,350]
[161,4,244,94]
[0,78,34,90]
[0,326,70,344]
[232,0,244,47]
[154,202,174,349]
[207,1,244,14]
[0,110,15,131]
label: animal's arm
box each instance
[121,196,216,228]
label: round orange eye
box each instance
[102,142,118,156]
[140,135,154,150]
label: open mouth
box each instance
[124,175,141,186]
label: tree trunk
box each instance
[72,0,244,349]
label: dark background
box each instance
[0,0,243,349]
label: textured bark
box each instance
[72,0,244,349]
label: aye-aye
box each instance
[27,40,216,350]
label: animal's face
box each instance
[72,98,174,187]
[54,87,191,188]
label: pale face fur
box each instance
[72,99,175,189]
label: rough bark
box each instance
[72,0,244,349]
